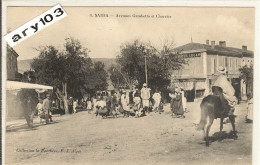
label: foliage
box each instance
[31,37,108,113]
[17,89,38,108]
[108,64,126,89]
[239,65,253,97]
[89,61,108,91]
[109,40,185,91]
[21,70,36,83]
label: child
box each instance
[36,99,44,124]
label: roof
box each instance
[6,81,53,90]
[7,46,19,57]
[173,42,254,58]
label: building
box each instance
[6,46,19,80]
[171,40,254,102]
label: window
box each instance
[229,58,232,68]
[236,59,238,68]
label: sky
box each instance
[6,7,255,60]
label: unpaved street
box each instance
[5,101,252,165]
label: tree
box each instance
[21,70,36,83]
[108,64,126,89]
[109,40,185,91]
[91,61,108,91]
[239,65,253,97]
[31,37,95,114]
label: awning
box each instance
[174,81,194,90]
[6,81,53,90]
[195,81,206,90]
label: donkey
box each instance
[197,86,237,147]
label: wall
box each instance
[173,51,205,79]
[7,47,18,80]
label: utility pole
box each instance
[144,50,148,85]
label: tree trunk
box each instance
[62,82,69,114]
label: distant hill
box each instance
[92,58,116,71]
[17,58,116,73]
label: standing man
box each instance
[43,93,52,124]
[141,83,151,115]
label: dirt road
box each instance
[5,101,252,165]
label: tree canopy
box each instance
[108,40,185,91]
[239,64,253,98]
[31,37,108,113]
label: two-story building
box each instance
[7,46,19,80]
[171,40,254,102]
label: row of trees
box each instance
[27,37,108,114]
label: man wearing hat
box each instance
[212,66,238,116]
[42,93,53,124]
[141,83,151,114]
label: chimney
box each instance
[211,41,215,49]
[219,41,226,47]
[206,40,209,45]
[242,45,247,51]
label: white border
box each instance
[2,1,260,165]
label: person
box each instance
[92,96,97,113]
[180,87,188,113]
[87,97,92,113]
[121,90,130,117]
[141,83,151,114]
[96,96,109,118]
[132,87,138,98]
[111,91,119,114]
[169,87,185,118]
[133,91,142,117]
[152,89,161,113]
[212,66,238,117]
[245,93,253,123]
[42,93,53,124]
[68,97,73,114]
[36,99,44,123]
[73,99,78,113]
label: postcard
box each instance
[2,1,259,165]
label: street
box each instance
[5,101,252,165]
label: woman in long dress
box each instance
[170,87,185,118]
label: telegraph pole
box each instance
[144,51,148,85]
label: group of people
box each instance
[65,83,190,119]
[36,93,53,124]
[90,83,165,118]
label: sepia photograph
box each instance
[1,1,259,165]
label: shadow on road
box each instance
[6,121,60,133]
[209,131,238,143]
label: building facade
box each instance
[171,40,254,102]
[7,46,19,80]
